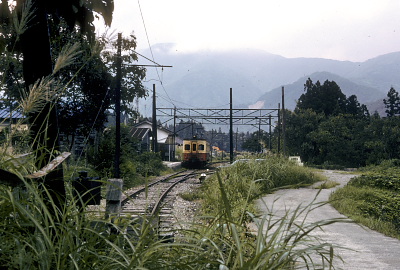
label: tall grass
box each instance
[330,165,400,239]
[0,179,180,269]
[202,155,325,220]
[0,152,345,269]
[173,173,344,269]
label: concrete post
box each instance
[105,178,123,219]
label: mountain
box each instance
[138,44,397,115]
[346,52,400,93]
[257,71,386,111]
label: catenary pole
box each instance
[278,103,281,154]
[230,88,234,163]
[152,84,158,152]
[282,86,286,156]
[114,33,122,178]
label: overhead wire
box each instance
[71,86,112,175]
[137,0,175,107]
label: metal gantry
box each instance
[151,85,286,163]
[156,106,281,163]
[156,107,279,129]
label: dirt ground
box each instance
[256,170,400,270]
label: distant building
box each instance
[132,120,182,161]
[0,108,27,131]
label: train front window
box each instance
[192,144,197,151]
[184,144,190,150]
[199,144,204,150]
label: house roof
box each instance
[0,108,24,120]
[129,127,150,140]
[134,120,173,134]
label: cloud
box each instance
[101,0,400,61]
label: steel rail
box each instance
[120,170,191,206]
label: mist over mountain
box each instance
[138,43,396,115]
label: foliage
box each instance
[0,180,176,269]
[87,125,165,189]
[0,173,344,270]
[133,151,165,177]
[330,166,400,238]
[0,0,117,206]
[242,130,270,152]
[281,78,400,167]
[201,155,324,220]
[297,78,347,116]
[100,32,147,117]
[383,87,400,117]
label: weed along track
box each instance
[120,170,202,239]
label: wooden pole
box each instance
[152,84,158,152]
[282,86,286,156]
[229,88,234,163]
[114,33,122,178]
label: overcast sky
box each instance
[97,0,400,62]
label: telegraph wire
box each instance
[137,0,175,107]
[71,85,113,174]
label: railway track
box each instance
[120,170,206,239]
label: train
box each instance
[182,136,211,168]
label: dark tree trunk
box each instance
[19,0,65,208]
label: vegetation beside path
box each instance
[330,160,400,239]
[1,154,344,269]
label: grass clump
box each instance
[202,155,324,219]
[314,180,340,189]
[330,165,400,239]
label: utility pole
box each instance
[152,84,158,152]
[173,106,176,161]
[229,88,234,163]
[258,118,261,152]
[282,86,286,156]
[114,33,122,178]
[269,115,272,151]
[278,103,281,154]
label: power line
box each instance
[137,0,175,107]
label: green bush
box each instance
[134,152,165,177]
[331,166,400,237]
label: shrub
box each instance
[134,152,165,177]
[331,167,400,237]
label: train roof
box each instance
[183,136,207,141]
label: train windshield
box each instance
[192,144,197,151]
[184,144,190,150]
[199,144,205,150]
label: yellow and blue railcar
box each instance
[182,136,210,168]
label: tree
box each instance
[285,78,374,167]
[346,95,370,118]
[296,78,347,116]
[100,33,147,117]
[0,0,114,206]
[242,130,269,152]
[383,87,400,117]
[283,109,324,163]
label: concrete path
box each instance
[256,170,400,269]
